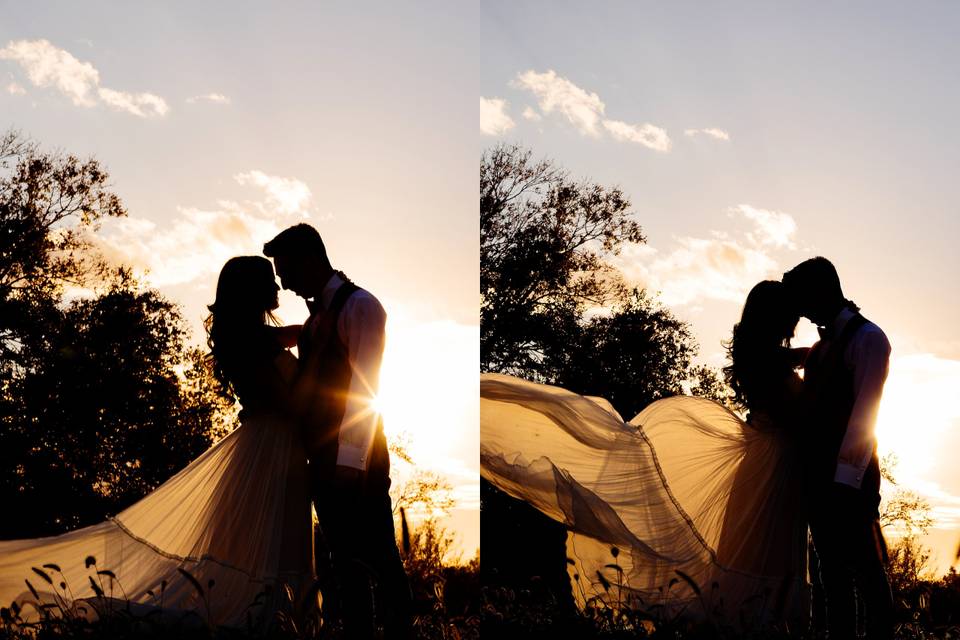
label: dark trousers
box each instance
[312,470,412,639]
[808,483,893,639]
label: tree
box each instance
[480,145,703,619]
[0,130,124,365]
[879,454,937,596]
[555,289,697,420]
[481,143,644,379]
[388,434,457,521]
[0,131,231,538]
[688,364,739,412]
[879,454,935,537]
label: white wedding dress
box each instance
[0,359,314,628]
[481,373,808,626]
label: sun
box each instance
[375,313,478,469]
[874,354,960,487]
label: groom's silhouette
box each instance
[783,257,893,639]
[264,224,411,639]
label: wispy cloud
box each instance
[480,97,515,136]
[602,119,671,152]
[615,235,779,306]
[613,205,799,306]
[97,171,319,287]
[234,170,313,217]
[522,106,541,122]
[684,127,730,141]
[0,39,168,117]
[729,204,797,249]
[186,93,231,105]
[5,81,25,95]
[514,70,605,135]
[98,87,168,118]
[513,69,671,151]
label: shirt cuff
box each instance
[834,462,865,489]
[336,443,367,471]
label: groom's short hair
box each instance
[264,224,329,265]
[782,256,843,300]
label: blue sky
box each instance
[1,1,479,558]
[480,1,960,572]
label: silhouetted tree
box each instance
[0,130,123,364]
[554,289,696,420]
[480,145,704,621]
[481,143,644,379]
[0,131,231,538]
[688,364,738,412]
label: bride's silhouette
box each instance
[481,280,811,624]
[0,256,314,628]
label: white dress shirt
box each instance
[814,307,891,488]
[307,272,386,473]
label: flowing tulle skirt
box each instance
[481,373,808,626]
[0,410,314,628]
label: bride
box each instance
[0,256,314,628]
[481,280,811,626]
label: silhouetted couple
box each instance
[0,223,412,639]
[480,257,893,637]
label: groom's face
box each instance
[273,254,308,297]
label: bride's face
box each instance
[255,264,280,312]
[265,273,280,311]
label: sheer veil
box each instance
[0,410,313,628]
[481,373,807,623]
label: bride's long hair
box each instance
[723,280,799,410]
[205,256,280,399]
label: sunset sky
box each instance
[480,2,960,572]
[1,2,479,559]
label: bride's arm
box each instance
[274,325,303,349]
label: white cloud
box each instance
[612,204,801,306]
[513,69,605,135]
[479,96,515,136]
[97,171,318,287]
[0,39,99,106]
[684,127,730,141]
[186,93,231,105]
[729,204,797,249]
[98,206,281,287]
[522,106,541,121]
[6,81,25,95]
[602,119,672,152]
[234,170,313,217]
[0,39,168,118]
[615,235,779,307]
[513,69,671,152]
[97,87,168,117]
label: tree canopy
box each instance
[481,143,645,380]
[0,131,230,538]
[480,143,722,611]
[480,143,724,415]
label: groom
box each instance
[782,257,893,639]
[264,224,411,639]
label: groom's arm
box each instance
[334,293,387,482]
[835,327,891,488]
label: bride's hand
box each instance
[275,324,303,348]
